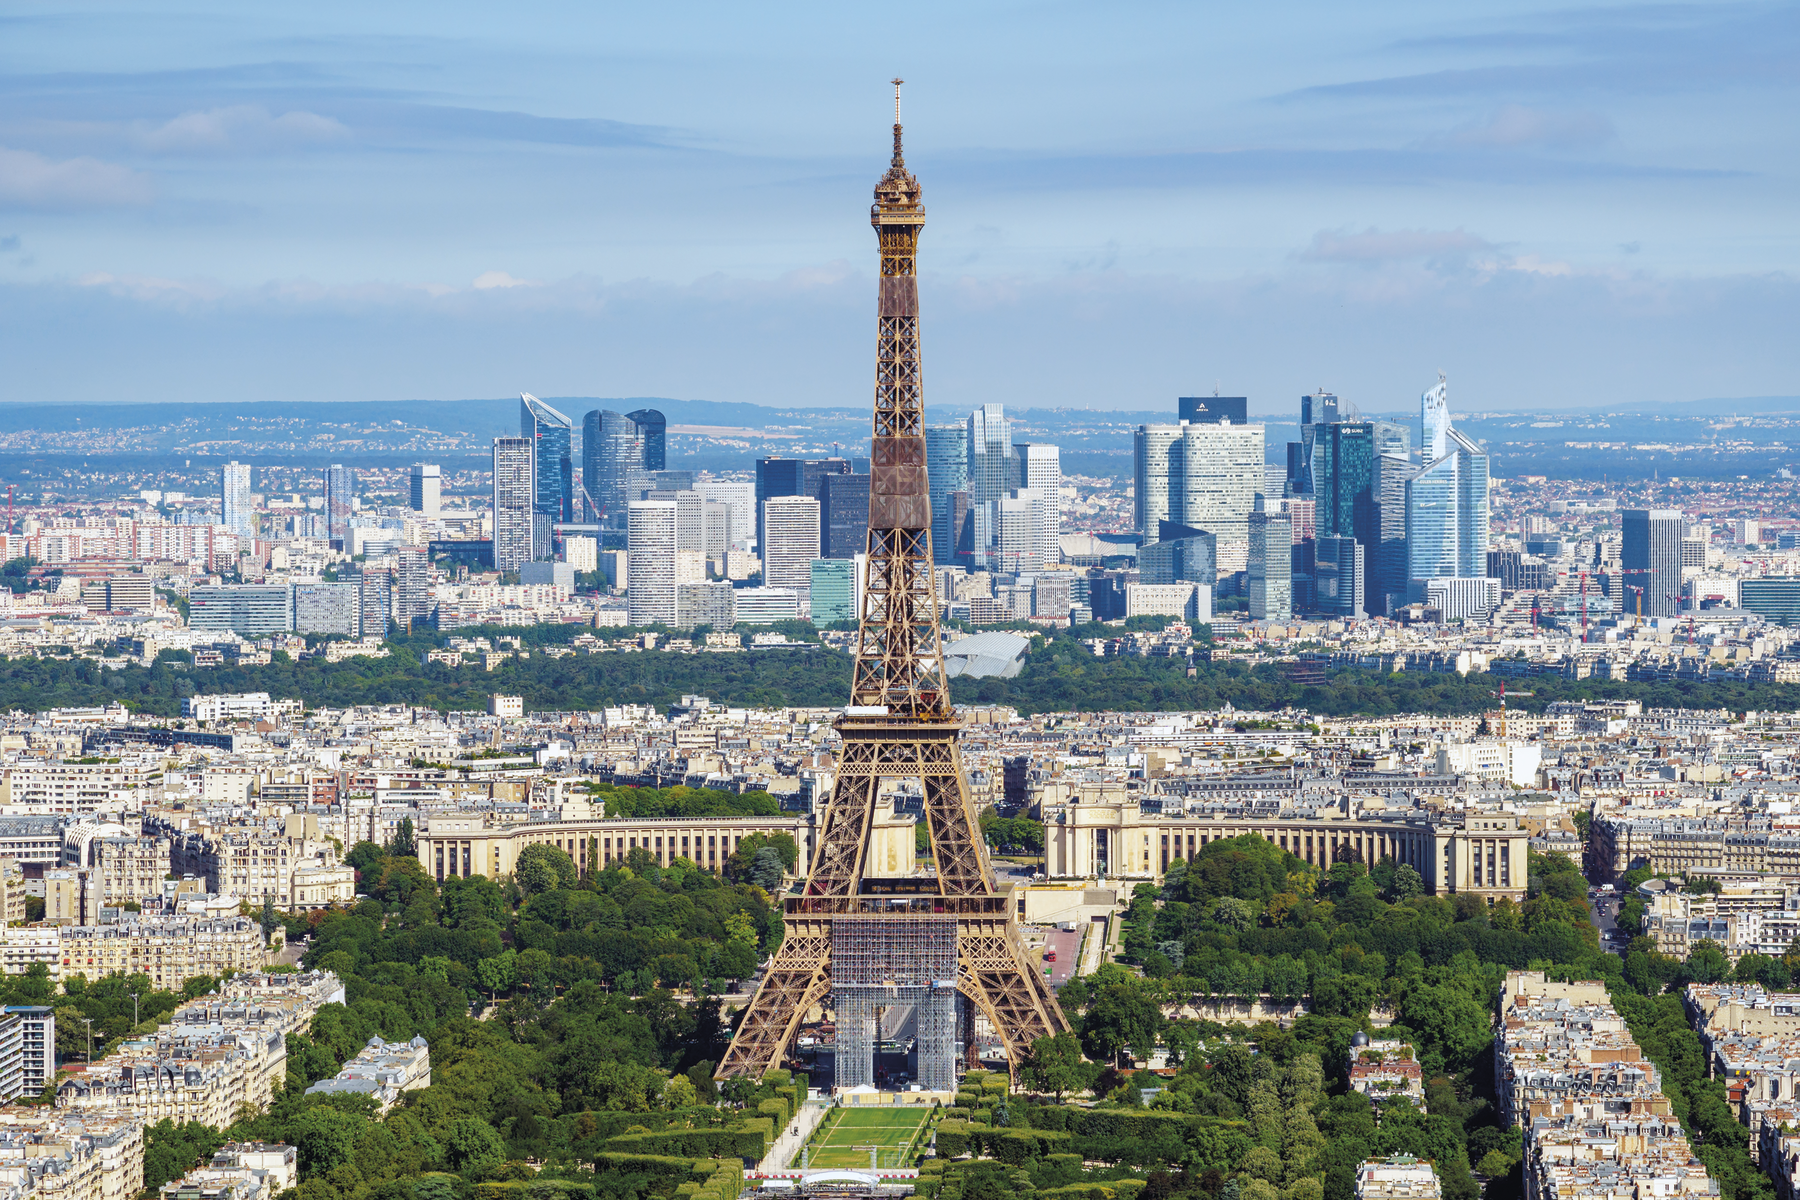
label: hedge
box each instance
[474,1183,589,1200]
[971,1128,1071,1165]
[602,1129,767,1161]
[935,1119,971,1158]
[758,1097,792,1129]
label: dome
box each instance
[1351,1030,1371,1047]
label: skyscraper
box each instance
[1248,507,1293,621]
[627,499,678,627]
[1312,422,1377,544]
[394,546,430,630]
[491,437,535,573]
[220,461,253,539]
[1012,443,1061,566]
[1372,453,1413,616]
[754,456,855,550]
[1176,420,1265,572]
[323,465,353,551]
[628,408,666,472]
[1134,424,1183,541]
[1315,535,1364,618]
[695,480,755,550]
[761,495,821,612]
[820,472,871,559]
[967,404,1012,508]
[356,567,391,639]
[409,464,441,517]
[925,424,967,566]
[1403,375,1492,602]
[582,410,648,528]
[520,393,573,558]
[1421,372,1451,462]
[1178,396,1248,425]
[1623,509,1684,618]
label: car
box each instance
[1045,949,1057,963]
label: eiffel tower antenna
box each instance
[716,84,1069,1089]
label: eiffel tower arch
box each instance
[716,82,1070,1089]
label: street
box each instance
[1588,888,1625,954]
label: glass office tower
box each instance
[520,393,573,559]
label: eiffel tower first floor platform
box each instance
[715,905,1069,1085]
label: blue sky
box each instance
[0,1,1795,413]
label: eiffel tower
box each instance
[716,82,1070,1090]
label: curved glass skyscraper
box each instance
[582,407,665,530]
[520,393,572,559]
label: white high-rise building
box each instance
[394,547,430,630]
[1013,443,1061,567]
[409,464,441,517]
[761,495,821,614]
[994,491,1049,573]
[627,500,679,627]
[220,461,254,539]
[564,535,598,573]
[695,481,755,550]
[491,438,535,573]
[1178,422,1265,573]
[1134,425,1183,540]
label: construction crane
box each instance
[1488,681,1535,739]
[1560,568,1653,642]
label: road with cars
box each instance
[1588,885,1627,954]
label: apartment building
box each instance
[164,824,351,912]
[57,1025,284,1128]
[0,761,161,816]
[1587,814,1800,883]
[303,1035,430,1112]
[1346,1034,1426,1109]
[1641,879,1800,962]
[1496,971,1712,1200]
[159,1142,297,1200]
[61,826,171,908]
[6,1007,54,1099]
[55,917,266,990]
[167,971,344,1040]
[1355,1159,1440,1200]
[0,1112,144,1200]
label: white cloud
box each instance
[472,270,535,289]
[1301,227,1494,263]
[133,106,349,156]
[1435,105,1615,151]
[0,146,152,209]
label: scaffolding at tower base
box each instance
[832,917,959,1092]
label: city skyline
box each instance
[0,4,1792,412]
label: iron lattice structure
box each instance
[717,84,1069,1087]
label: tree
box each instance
[259,897,279,942]
[749,846,786,892]
[477,948,516,999]
[1021,1031,1089,1099]
[1389,865,1424,902]
[1686,940,1729,985]
[441,1116,505,1171]
[1082,984,1166,1064]
[387,817,416,859]
[515,844,578,895]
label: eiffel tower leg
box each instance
[716,918,832,1079]
[805,766,880,897]
[957,916,1072,1084]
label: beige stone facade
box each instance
[56,918,266,989]
[1038,792,1528,902]
[416,813,814,883]
[0,1111,144,1200]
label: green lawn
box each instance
[799,1106,930,1169]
